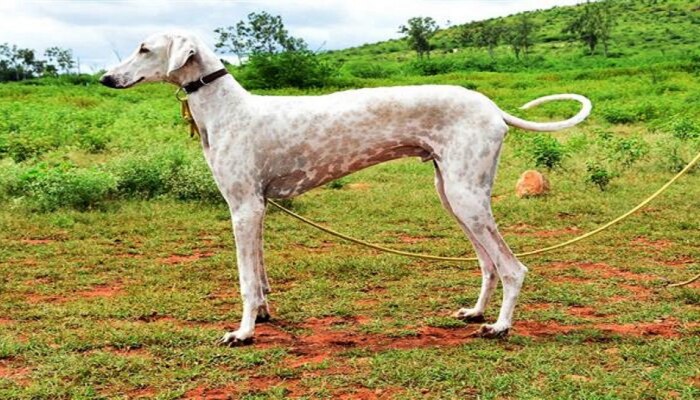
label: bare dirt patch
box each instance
[522,303,554,312]
[26,283,123,304]
[532,227,582,238]
[398,235,430,244]
[567,306,603,318]
[126,386,156,399]
[514,318,691,338]
[631,236,674,251]
[75,284,123,298]
[159,251,214,265]
[20,238,55,245]
[0,362,30,385]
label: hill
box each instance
[324,0,700,76]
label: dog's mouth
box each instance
[101,75,145,89]
[121,76,145,89]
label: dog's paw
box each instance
[255,311,271,323]
[477,324,509,339]
[453,308,486,323]
[218,331,254,347]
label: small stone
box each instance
[516,170,550,198]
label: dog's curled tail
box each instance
[501,94,592,132]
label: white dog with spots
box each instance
[101,31,591,346]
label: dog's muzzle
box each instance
[99,74,118,88]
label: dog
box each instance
[100,31,591,346]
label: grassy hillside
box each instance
[326,0,700,75]
[0,0,699,398]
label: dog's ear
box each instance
[167,36,196,76]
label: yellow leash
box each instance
[176,95,698,287]
[268,150,700,286]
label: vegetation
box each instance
[564,0,617,56]
[0,0,699,398]
[398,17,440,59]
[0,44,75,82]
[214,12,336,89]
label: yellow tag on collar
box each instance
[179,98,200,138]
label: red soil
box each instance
[159,251,214,264]
[0,362,30,385]
[20,238,55,245]
[631,236,674,250]
[26,283,123,304]
[75,284,123,298]
[398,235,430,244]
[531,227,582,238]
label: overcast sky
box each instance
[1,0,586,72]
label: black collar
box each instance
[181,68,229,94]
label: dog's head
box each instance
[100,31,201,89]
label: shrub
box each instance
[586,161,615,191]
[0,161,22,201]
[609,136,650,167]
[670,117,700,140]
[524,134,567,170]
[345,62,394,79]
[166,160,222,203]
[6,134,54,163]
[79,131,110,153]
[407,58,457,76]
[25,165,117,211]
[602,103,657,124]
[112,149,186,198]
[325,178,347,190]
[240,51,338,89]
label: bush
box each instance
[24,164,116,211]
[6,134,54,163]
[523,134,567,170]
[113,150,186,198]
[166,160,222,203]
[609,136,650,167]
[407,58,457,76]
[670,117,700,140]
[240,51,338,89]
[602,103,657,124]
[325,178,347,190]
[586,161,615,191]
[345,62,395,79]
[79,131,110,153]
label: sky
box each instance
[1,0,586,72]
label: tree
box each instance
[458,21,504,59]
[45,47,75,74]
[214,11,306,63]
[564,0,616,56]
[398,17,439,59]
[214,12,335,89]
[505,15,536,59]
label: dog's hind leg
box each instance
[219,196,268,346]
[436,141,527,338]
[434,163,495,323]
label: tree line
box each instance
[401,0,616,60]
[0,44,75,82]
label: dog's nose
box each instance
[99,74,117,88]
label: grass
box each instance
[1,0,700,398]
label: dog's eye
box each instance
[139,46,150,54]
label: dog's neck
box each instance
[170,46,249,149]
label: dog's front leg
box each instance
[219,197,267,346]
